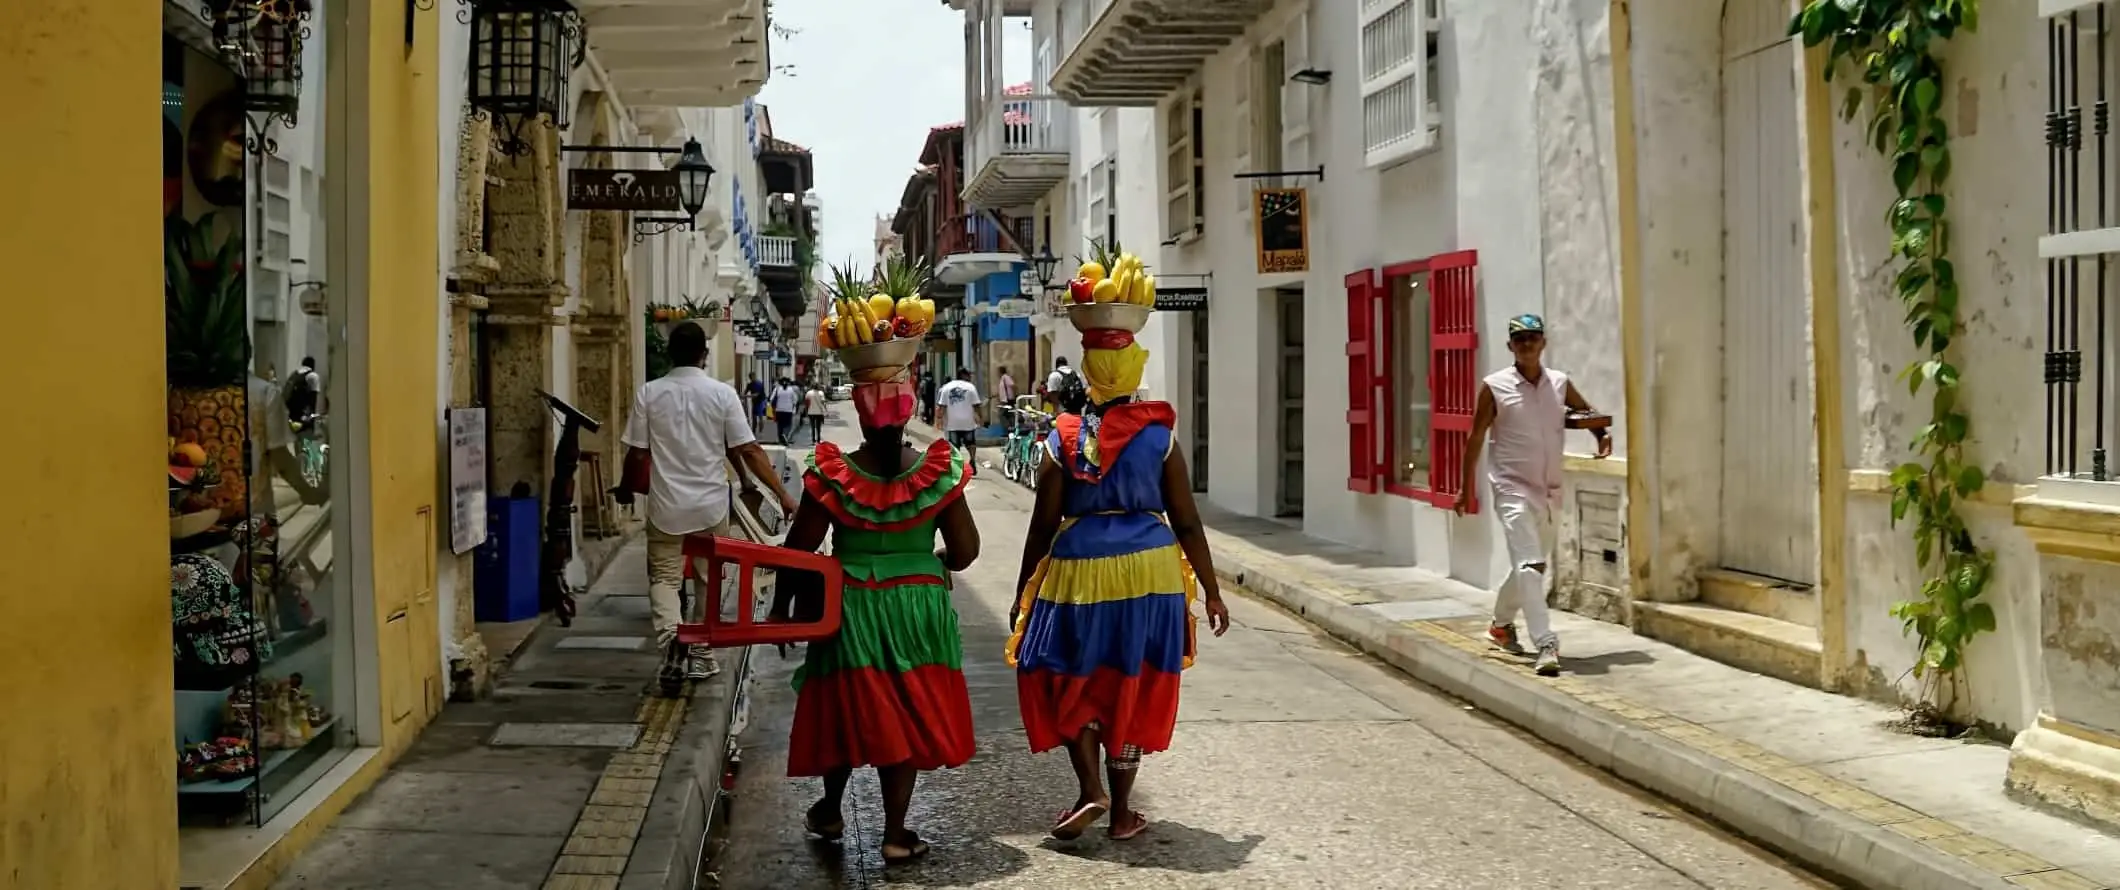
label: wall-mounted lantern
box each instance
[462,0,586,157]
[631,138,715,242]
[1027,243,1061,291]
[210,0,312,152]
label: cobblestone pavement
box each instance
[711,416,1831,890]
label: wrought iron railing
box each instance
[2044,4,2118,482]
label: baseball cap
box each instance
[1507,314,1546,335]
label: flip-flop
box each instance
[804,803,844,841]
[881,832,930,865]
[1108,810,1149,841]
[1050,801,1109,840]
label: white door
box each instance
[1719,0,1818,585]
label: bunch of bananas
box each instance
[816,256,938,349]
[1066,239,1156,307]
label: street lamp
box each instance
[210,0,312,153]
[464,0,586,157]
[632,137,716,242]
[1028,243,1061,290]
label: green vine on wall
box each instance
[1792,0,1993,701]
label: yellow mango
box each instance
[1091,278,1120,303]
[869,294,896,321]
[1078,261,1106,283]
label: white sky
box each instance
[755,0,1031,270]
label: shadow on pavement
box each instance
[1040,820,1266,874]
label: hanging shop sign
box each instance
[994,298,1037,319]
[567,168,683,213]
[447,407,489,555]
[1017,269,1042,294]
[1154,286,1209,312]
[1254,187,1311,274]
[734,334,756,355]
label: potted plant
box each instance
[165,211,253,520]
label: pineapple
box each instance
[166,211,253,519]
[874,253,936,334]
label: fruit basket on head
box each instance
[818,256,937,383]
[1063,240,1156,336]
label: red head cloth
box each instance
[1080,328,1136,350]
[853,379,917,428]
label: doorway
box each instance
[1190,312,1210,492]
[1274,287,1304,517]
[1718,0,1817,584]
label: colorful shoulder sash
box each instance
[1054,401,1179,483]
[802,439,971,531]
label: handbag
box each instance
[620,448,652,496]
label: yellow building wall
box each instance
[0,3,179,889]
[363,0,447,754]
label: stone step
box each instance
[1635,600,1823,690]
[1697,568,1818,627]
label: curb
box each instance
[1208,545,2017,890]
[622,504,769,890]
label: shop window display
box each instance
[163,3,348,828]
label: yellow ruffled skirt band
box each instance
[1004,515,1201,671]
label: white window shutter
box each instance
[1230,48,1252,233]
[1359,0,1433,168]
[1281,9,1312,171]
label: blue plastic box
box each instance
[474,496,542,623]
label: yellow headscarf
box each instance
[1082,342,1149,406]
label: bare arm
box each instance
[1563,380,1614,457]
[935,495,980,572]
[1456,384,1498,508]
[781,488,831,554]
[1161,448,1222,605]
[729,442,798,515]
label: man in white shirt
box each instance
[801,380,828,445]
[621,321,799,682]
[936,368,984,460]
[771,377,802,444]
[1454,314,1611,677]
[1044,356,1086,415]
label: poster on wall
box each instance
[448,407,489,554]
[1254,187,1310,274]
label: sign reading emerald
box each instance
[567,169,683,213]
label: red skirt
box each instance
[1016,664,1183,755]
[787,664,976,776]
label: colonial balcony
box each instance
[963,89,1072,212]
[758,136,814,195]
[934,213,1032,286]
[577,0,769,108]
[1050,0,1271,106]
[758,234,799,268]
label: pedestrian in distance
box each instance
[772,377,803,445]
[1454,313,1612,677]
[778,363,981,866]
[618,321,800,684]
[1008,275,1231,844]
[936,367,984,462]
[802,379,828,445]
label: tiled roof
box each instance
[763,135,809,155]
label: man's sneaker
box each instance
[1534,642,1562,677]
[686,645,721,681]
[1488,623,1523,654]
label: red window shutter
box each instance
[1428,250,1480,513]
[1344,269,1381,493]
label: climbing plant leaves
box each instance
[1792,0,1989,694]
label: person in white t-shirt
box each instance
[1453,314,1611,678]
[802,381,828,445]
[772,377,803,444]
[935,368,984,460]
[620,321,800,683]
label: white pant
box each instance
[646,520,729,648]
[1493,492,1559,649]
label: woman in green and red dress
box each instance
[780,376,979,864]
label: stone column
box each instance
[485,129,568,499]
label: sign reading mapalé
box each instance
[567,169,683,212]
[1254,187,1311,274]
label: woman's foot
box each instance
[1050,798,1109,841]
[804,798,844,841]
[881,829,930,865]
[1107,809,1149,841]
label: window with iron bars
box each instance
[2042,3,2120,498]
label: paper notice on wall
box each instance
[448,407,489,554]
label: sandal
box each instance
[804,800,844,841]
[1108,809,1149,841]
[1049,800,1109,841]
[881,830,930,865]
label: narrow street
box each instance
[711,408,1830,890]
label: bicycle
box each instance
[1001,398,1050,486]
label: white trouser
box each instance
[1492,492,1559,649]
[646,520,729,648]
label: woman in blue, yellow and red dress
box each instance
[780,369,980,865]
[1005,265,1231,843]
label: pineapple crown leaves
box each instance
[165,211,251,389]
[1078,236,1122,272]
[825,258,872,307]
[874,252,932,301]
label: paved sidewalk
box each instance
[896,408,2120,888]
[714,412,1825,888]
[271,516,760,890]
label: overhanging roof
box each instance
[578,0,771,108]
